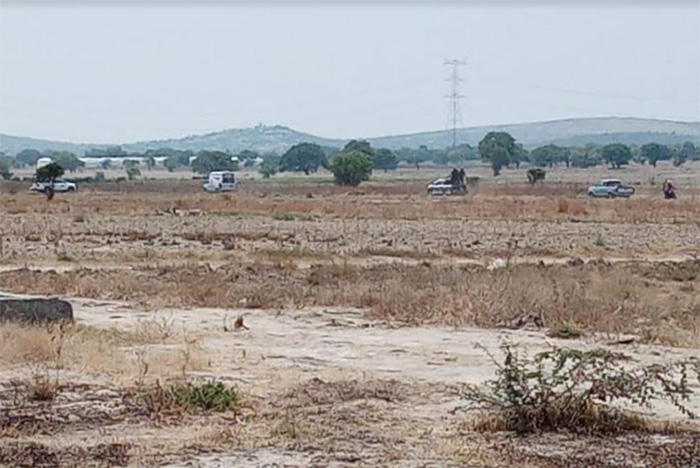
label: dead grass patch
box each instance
[0,322,205,379]
[1,260,698,346]
[0,441,131,468]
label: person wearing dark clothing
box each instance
[449,168,459,187]
[458,168,466,189]
[663,179,676,199]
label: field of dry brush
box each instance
[1,164,699,467]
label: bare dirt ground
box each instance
[1,163,699,467]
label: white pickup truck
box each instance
[587,179,635,198]
[30,179,77,193]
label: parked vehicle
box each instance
[30,179,77,193]
[587,179,635,198]
[203,171,236,192]
[427,178,467,196]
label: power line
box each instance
[444,58,466,148]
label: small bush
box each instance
[460,343,700,435]
[273,213,296,221]
[29,372,58,402]
[548,323,584,339]
[170,381,237,411]
[594,234,606,247]
[132,380,238,416]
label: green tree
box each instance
[36,162,64,182]
[125,166,141,181]
[570,147,602,168]
[101,159,113,170]
[237,149,260,168]
[511,143,529,168]
[85,146,125,157]
[640,143,670,167]
[191,151,238,174]
[343,140,373,156]
[330,150,372,186]
[372,148,398,172]
[259,154,281,179]
[51,152,85,173]
[145,155,156,171]
[164,156,181,172]
[408,145,433,170]
[447,144,479,164]
[680,141,698,162]
[431,148,450,166]
[16,149,43,167]
[0,156,13,180]
[322,146,340,163]
[279,143,327,175]
[478,132,518,176]
[530,144,569,168]
[602,143,631,169]
[123,159,140,169]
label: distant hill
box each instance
[0,125,343,156]
[123,125,343,154]
[1,118,698,156]
[368,117,700,149]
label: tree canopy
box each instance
[259,154,281,179]
[36,162,65,182]
[530,144,569,168]
[279,143,327,175]
[50,152,85,173]
[16,149,44,167]
[372,148,398,172]
[343,140,373,156]
[640,143,671,167]
[191,151,238,174]
[478,132,518,176]
[330,150,373,186]
[602,143,632,169]
[0,156,13,180]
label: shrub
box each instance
[548,323,584,339]
[132,380,238,416]
[330,150,372,186]
[36,162,64,182]
[125,166,141,181]
[460,343,700,435]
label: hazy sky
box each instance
[1,1,698,143]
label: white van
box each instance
[203,171,236,192]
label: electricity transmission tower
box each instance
[444,59,466,148]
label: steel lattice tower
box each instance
[444,59,466,148]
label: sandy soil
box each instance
[1,289,699,467]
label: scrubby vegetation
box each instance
[461,343,700,434]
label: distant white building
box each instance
[36,157,53,169]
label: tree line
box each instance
[477,132,699,176]
[1,136,697,183]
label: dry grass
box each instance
[0,321,206,380]
[2,181,699,224]
[1,260,698,346]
